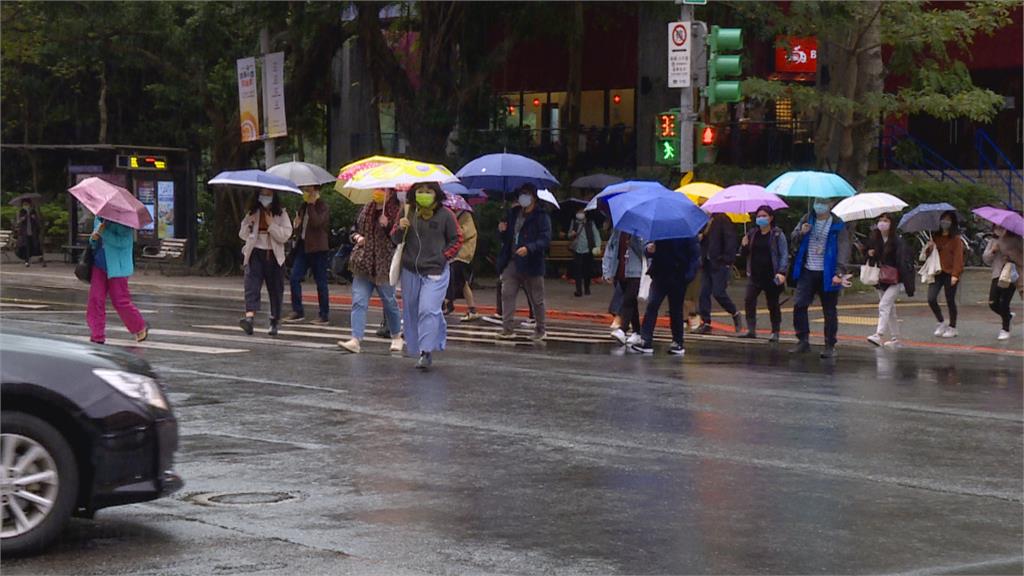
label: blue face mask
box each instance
[755,216,770,228]
[518,194,533,209]
[813,203,831,216]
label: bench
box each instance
[62,234,91,264]
[0,230,12,261]
[140,238,189,274]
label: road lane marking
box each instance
[67,336,247,354]
[0,303,49,309]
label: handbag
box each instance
[74,244,94,283]
[638,254,651,302]
[389,205,410,286]
[859,262,880,286]
[998,262,1015,289]
[879,264,899,285]
[919,247,941,285]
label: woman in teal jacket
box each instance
[87,217,148,344]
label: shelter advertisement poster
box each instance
[263,51,287,138]
[237,57,260,142]
[157,181,175,238]
[136,181,156,236]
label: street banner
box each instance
[263,51,287,138]
[236,57,260,142]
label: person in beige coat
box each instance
[238,189,292,336]
[982,225,1023,340]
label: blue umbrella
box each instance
[766,170,856,199]
[456,153,559,196]
[208,169,302,194]
[897,202,958,233]
[571,173,624,189]
[585,180,668,211]
[607,188,709,241]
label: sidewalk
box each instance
[2,258,1022,356]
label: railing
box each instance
[974,128,1023,209]
[883,123,977,185]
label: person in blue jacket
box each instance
[789,199,851,359]
[630,236,702,356]
[86,217,148,344]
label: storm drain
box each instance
[186,491,300,506]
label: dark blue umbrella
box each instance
[208,169,302,194]
[897,202,958,233]
[607,187,709,241]
[456,153,559,196]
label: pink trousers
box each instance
[87,267,146,342]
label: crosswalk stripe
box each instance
[67,336,247,354]
[0,303,49,309]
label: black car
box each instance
[0,332,183,556]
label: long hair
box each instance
[937,210,960,235]
[248,190,283,216]
[868,213,897,261]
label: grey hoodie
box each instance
[391,206,463,276]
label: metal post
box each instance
[260,27,276,168]
[679,4,694,175]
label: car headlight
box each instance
[93,369,169,410]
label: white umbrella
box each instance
[831,192,908,222]
[537,189,560,209]
[267,161,336,187]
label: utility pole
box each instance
[260,27,276,168]
[678,3,694,176]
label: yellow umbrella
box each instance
[676,182,750,223]
[335,155,404,204]
[343,159,457,190]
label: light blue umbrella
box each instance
[455,153,559,196]
[898,202,957,233]
[208,169,302,194]
[765,171,856,199]
[585,180,668,211]
[607,188,709,241]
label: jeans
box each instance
[793,268,839,347]
[350,275,402,340]
[289,244,330,320]
[87,267,146,342]
[608,281,624,315]
[744,280,783,333]
[640,277,687,345]
[572,252,593,294]
[616,277,641,333]
[400,265,450,356]
[244,249,284,321]
[699,264,738,323]
[989,278,1016,331]
[501,270,546,334]
[876,284,901,339]
[927,272,959,328]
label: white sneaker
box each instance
[610,328,627,344]
[998,330,1011,341]
[609,319,621,330]
[883,339,901,349]
[626,332,642,346]
[390,337,404,352]
[933,321,948,336]
[941,326,958,338]
[338,338,361,353]
[866,333,882,347]
[520,319,537,329]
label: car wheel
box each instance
[0,412,79,556]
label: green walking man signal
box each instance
[655,109,680,166]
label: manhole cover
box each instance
[186,491,300,506]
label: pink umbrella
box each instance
[700,184,788,215]
[443,192,473,213]
[68,177,153,229]
[973,206,1024,236]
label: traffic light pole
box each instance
[678,3,694,175]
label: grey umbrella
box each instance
[571,173,624,189]
[8,193,42,206]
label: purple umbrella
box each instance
[973,206,1024,236]
[700,184,788,215]
[443,192,473,213]
[68,177,153,230]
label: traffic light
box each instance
[707,25,743,105]
[701,125,716,146]
[695,122,717,164]
[655,110,680,165]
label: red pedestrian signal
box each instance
[701,126,716,146]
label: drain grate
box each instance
[186,491,300,506]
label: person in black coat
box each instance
[630,237,701,355]
[15,200,46,267]
[495,184,552,341]
[695,213,742,334]
[864,213,915,347]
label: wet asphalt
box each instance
[0,284,1021,575]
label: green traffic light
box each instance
[709,26,743,52]
[707,25,744,105]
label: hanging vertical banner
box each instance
[236,57,260,142]
[263,51,287,138]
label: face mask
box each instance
[372,190,386,205]
[303,191,318,204]
[415,192,434,208]
[258,196,273,207]
[876,221,890,233]
[940,220,952,230]
[755,216,770,228]
[576,213,585,221]
[518,194,533,209]
[813,203,830,216]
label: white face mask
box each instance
[518,194,533,209]
[576,213,585,221]
[258,196,273,207]
[876,221,890,233]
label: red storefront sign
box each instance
[775,36,817,73]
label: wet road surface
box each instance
[1,285,1021,575]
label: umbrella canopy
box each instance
[765,170,856,199]
[8,193,42,206]
[972,206,1024,237]
[334,155,404,204]
[897,202,958,233]
[441,181,469,195]
[585,180,666,211]
[537,189,560,209]
[607,187,708,241]
[209,169,302,194]
[267,161,336,187]
[831,192,908,222]
[456,153,559,194]
[443,192,473,213]
[676,182,723,204]
[701,184,787,215]
[343,159,457,190]
[68,177,153,230]
[571,173,624,189]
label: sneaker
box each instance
[820,346,837,359]
[481,314,504,326]
[416,352,432,370]
[24,261,29,267]
[90,338,105,345]
[789,340,811,354]
[338,338,361,353]
[732,312,744,334]
[573,291,582,298]
[941,326,958,338]
[626,332,643,346]
[460,312,481,322]
[390,337,404,352]
[531,331,547,342]
[629,342,654,354]
[135,325,150,343]
[866,333,883,347]
[375,324,392,338]
[668,342,685,356]
[268,320,279,337]
[693,323,711,335]
[496,331,518,340]
[610,328,627,344]
[310,317,330,326]
[282,312,305,323]
[239,316,254,335]
[687,317,700,332]
[610,318,622,330]
[737,331,757,339]
[884,339,901,349]
[768,332,780,343]
[998,330,1011,341]
[933,321,948,336]
[520,319,537,329]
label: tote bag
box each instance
[389,205,410,286]
[859,262,880,286]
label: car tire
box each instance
[1,411,79,557]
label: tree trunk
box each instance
[98,65,108,144]
[565,2,584,176]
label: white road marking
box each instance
[67,336,247,354]
[0,303,49,309]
